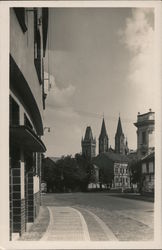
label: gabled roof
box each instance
[94,151,129,164]
[115,116,123,136]
[141,152,155,162]
[99,118,108,139]
[84,126,94,141]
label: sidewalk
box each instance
[19,205,117,241]
[41,206,90,241]
[19,206,50,241]
[19,206,90,241]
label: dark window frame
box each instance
[14,8,27,33]
[34,9,42,85]
[10,96,20,126]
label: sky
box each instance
[43,7,155,157]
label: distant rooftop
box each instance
[48,157,61,163]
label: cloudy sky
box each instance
[43,7,155,157]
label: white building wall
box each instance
[34,176,40,193]
[10,9,43,118]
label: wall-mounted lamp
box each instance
[44,78,52,92]
[44,127,50,133]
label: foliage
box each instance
[42,157,61,192]
[129,159,142,188]
[42,154,94,192]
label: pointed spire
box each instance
[82,126,96,158]
[84,126,94,141]
[99,118,108,139]
[116,116,123,136]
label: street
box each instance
[20,192,154,241]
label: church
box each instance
[81,116,130,190]
[81,116,129,158]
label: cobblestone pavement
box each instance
[40,206,91,241]
[19,192,154,241]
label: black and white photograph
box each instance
[0,1,162,249]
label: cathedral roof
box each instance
[97,151,129,163]
[84,126,94,141]
[99,118,108,139]
[116,116,124,136]
[93,151,139,168]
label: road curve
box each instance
[40,206,117,241]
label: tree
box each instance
[42,158,57,192]
[129,159,142,191]
[43,154,95,193]
[75,153,94,191]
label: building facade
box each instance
[113,162,130,189]
[88,165,100,189]
[99,118,109,154]
[141,152,155,193]
[93,152,130,190]
[134,109,155,158]
[81,126,96,158]
[10,8,48,239]
[133,109,155,193]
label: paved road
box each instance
[41,192,154,241]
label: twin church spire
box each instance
[99,118,109,154]
[82,115,129,158]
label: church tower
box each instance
[99,118,109,154]
[115,116,128,155]
[134,109,155,157]
[81,126,96,159]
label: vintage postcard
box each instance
[0,1,161,249]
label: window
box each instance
[33,152,37,175]
[35,153,42,176]
[42,8,48,57]
[142,131,146,144]
[151,175,154,182]
[142,163,147,173]
[10,146,20,168]
[25,152,33,172]
[115,167,118,174]
[10,96,19,126]
[34,9,42,84]
[149,162,154,173]
[14,8,27,33]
